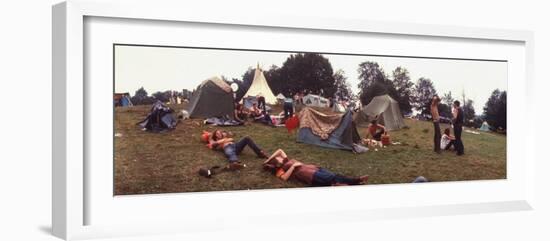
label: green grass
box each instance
[114,104,506,195]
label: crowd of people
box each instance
[430,96,465,156]
[204,130,371,187]
[199,93,469,187]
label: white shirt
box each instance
[441,134,452,149]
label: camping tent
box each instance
[187,76,235,119]
[243,64,277,104]
[114,93,133,107]
[276,93,286,105]
[302,94,330,108]
[137,101,178,132]
[357,94,405,131]
[297,107,361,151]
[479,121,490,131]
[241,95,272,112]
[332,101,346,113]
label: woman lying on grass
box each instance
[209,130,268,169]
[262,149,369,186]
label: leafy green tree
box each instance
[152,91,171,103]
[438,103,452,119]
[442,91,454,108]
[463,99,476,122]
[277,53,336,97]
[264,65,284,95]
[483,89,507,129]
[390,67,414,114]
[357,61,391,105]
[413,77,438,115]
[333,69,353,100]
[131,87,155,105]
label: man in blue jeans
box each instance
[209,130,268,169]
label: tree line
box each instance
[126,52,507,130]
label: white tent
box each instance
[479,121,490,131]
[276,93,286,100]
[243,64,277,104]
[332,102,346,113]
[302,94,330,108]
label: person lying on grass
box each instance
[262,149,369,186]
[209,130,268,169]
[365,119,386,141]
[440,128,457,151]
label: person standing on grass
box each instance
[452,100,465,156]
[262,149,369,186]
[209,130,269,169]
[283,93,294,121]
[431,95,442,154]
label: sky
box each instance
[114,45,508,113]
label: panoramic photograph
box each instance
[113,44,507,195]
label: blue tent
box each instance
[137,101,178,132]
[297,108,360,151]
[120,95,132,106]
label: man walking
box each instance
[452,100,465,156]
[431,96,442,153]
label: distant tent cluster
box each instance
[129,62,410,144]
[302,94,330,108]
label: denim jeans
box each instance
[311,168,361,186]
[453,124,465,155]
[444,139,456,150]
[433,121,441,152]
[372,129,384,141]
[223,137,263,162]
[283,102,294,119]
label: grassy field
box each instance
[114,103,506,195]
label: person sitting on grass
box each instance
[234,101,249,122]
[209,130,268,169]
[249,103,274,126]
[262,149,369,186]
[249,103,262,117]
[441,128,457,151]
[365,119,386,141]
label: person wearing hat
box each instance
[263,149,369,186]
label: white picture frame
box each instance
[52,0,535,240]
